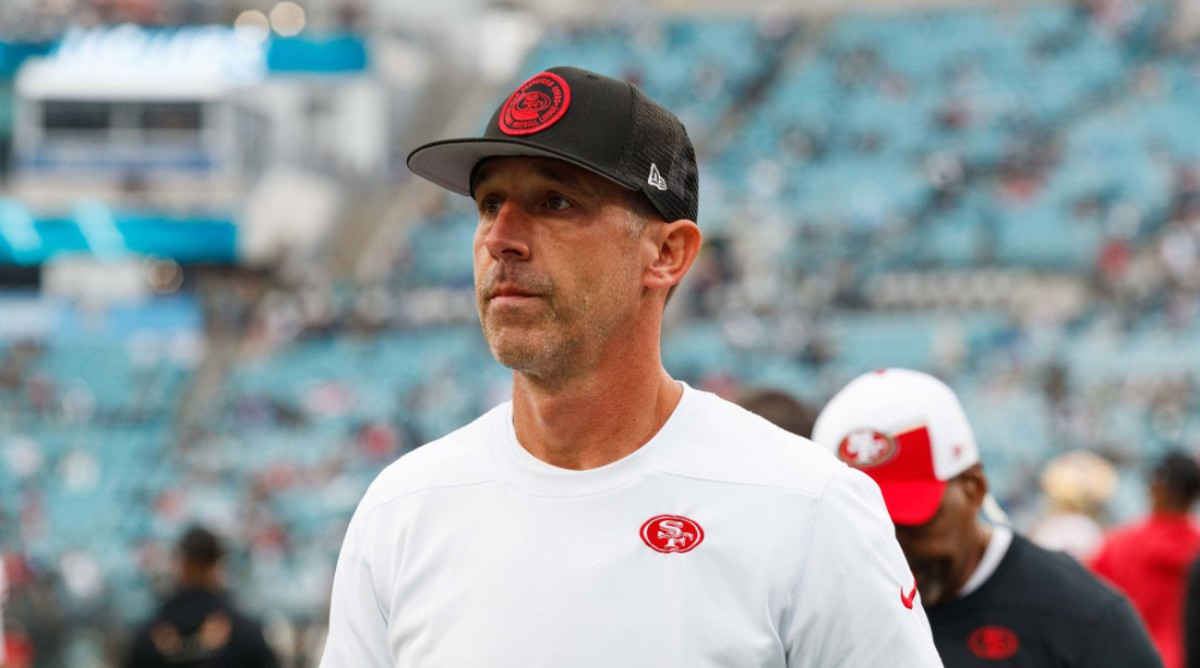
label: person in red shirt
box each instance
[1093,451,1200,668]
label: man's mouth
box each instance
[492,287,538,298]
[488,286,544,307]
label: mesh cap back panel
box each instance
[617,89,700,223]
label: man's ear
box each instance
[961,464,989,511]
[643,219,702,293]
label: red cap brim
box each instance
[877,479,948,526]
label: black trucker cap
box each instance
[407,66,699,223]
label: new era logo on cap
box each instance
[648,163,668,191]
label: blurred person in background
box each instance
[813,368,1161,667]
[124,525,278,668]
[1,555,62,668]
[1027,449,1118,560]
[0,555,6,668]
[1092,451,1200,668]
[730,387,817,438]
[1187,555,1200,668]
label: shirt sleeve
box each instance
[783,466,944,668]
[320,510,393,668]
[1079,591,1163,668]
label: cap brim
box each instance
[876,479,948,526]
[407,137,637,197]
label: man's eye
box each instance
[479,198,501,215]
[546,195,571,211]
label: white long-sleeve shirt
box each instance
[321,384,943,667]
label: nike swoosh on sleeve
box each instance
[900,580,918,609]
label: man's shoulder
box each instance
[665,388,846,499]
[1000,533,1128,611]
[357,404,503,514]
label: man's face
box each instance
[471,156,649,379]
[892,471,986,607]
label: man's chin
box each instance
[492,350,555,374]
[486,335,553,371]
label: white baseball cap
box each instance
[811,368,980,526]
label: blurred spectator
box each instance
[1028,450,1118,560]
[813,369,1161,667]
[1092,451,1200,668]
[1187,555,1200,668]
[124,526,278,668]
[1,555,6,667]
[2,555,63,668]
[730,387,817,438]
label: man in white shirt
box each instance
[320,66,943,668]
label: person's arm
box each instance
[319,511,392,668]
[247,619,281,668]
[1187,558,1200,668]
[123,627,164,668]
[783,467,944,667]
[1079,593,1163,668]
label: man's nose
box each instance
[483,202,532,261]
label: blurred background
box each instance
[3,0,1200,664]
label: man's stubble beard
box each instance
[478,264,637,384]
[481,292,579,377]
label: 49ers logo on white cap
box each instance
[640,515,704,554]
[837,429,898,468]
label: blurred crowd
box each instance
[0,0,365,39]
[4,2,1200,666]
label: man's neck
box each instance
[178,569,220,591]
[950,521,993,599]
[510,356,683,471]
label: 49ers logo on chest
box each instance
[968,626,1020,660]
[640,515,704,554]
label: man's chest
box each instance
[375,485,812,667]
[930,609,1080,667]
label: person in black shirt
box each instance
[125,525,279,668]
[925,531,1158,666]
[813,368,1162,667]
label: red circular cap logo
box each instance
[499,72,571,136]
[968,626,1020,660]
[640,515,704,554]
[836,429,898,468]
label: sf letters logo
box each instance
[837,429,898,468]
[640,515,704,554]
[657,519,694,550]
